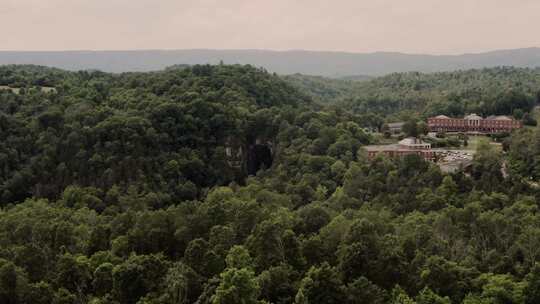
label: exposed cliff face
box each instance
[247,144,273,175]
[225,145,244,168]
[225,137,274,176]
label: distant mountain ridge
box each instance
[1,48,540,76]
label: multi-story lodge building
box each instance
[365,137,436,161]
[428,114,522,133]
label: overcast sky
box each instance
[2,0,539,54]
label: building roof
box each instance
[433,115,450,119]
[430,113,515,121]
[398,137,429,146]
[387,122,405,128]
[366,137,431,153]
[365,144,400,152]
[365,144,424,152]
[464,113,483,120]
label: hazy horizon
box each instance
[3,0,540,55]
[2,47,540,57]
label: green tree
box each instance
[54,253,92,296]
[295,263,346,304]
[345,276,387,304]
[390,285,416,304]
[524,263,540,304]
[112,254,169,304]
[419,255,474,302]
[163,262,203,304]
[523,112,537,126]
[472,139,503,192]
[258,264,297,304]
[476,273,525,304]
[415,287,451,304]
[225,246,253,269]
[53,288,77,304]
[294,288,308,304]
[24,281,55,304]
[403,120,419,138]
[517,226,540,268]
[211,268,260,304]
[417,122,429,136]
[92,263,114,297]
[211,245,260,304]
[0,260,28,304]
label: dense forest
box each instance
[1,64,540,304]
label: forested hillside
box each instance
[281,74,366,103]
[2,48,540,76]
[1,65,540,304]
[287,67,540,121]
[0,64,313,205]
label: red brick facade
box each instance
[428,114,522,133]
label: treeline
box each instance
[1,65,540,304]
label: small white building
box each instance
[398,137,431,150]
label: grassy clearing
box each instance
[466,135,490,151]
[466,135,504,153]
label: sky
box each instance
[2,0,540,54]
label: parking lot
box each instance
[435,149,474,173]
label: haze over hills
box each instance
[1,48,540,76]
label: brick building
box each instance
[365,137,436,161]
[428,114,522,133]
